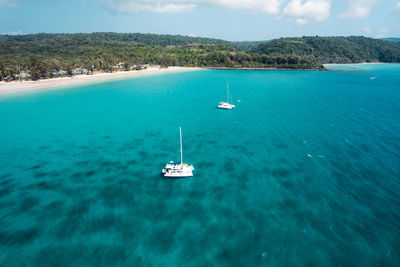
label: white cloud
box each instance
[102,0,285,14]
[376,28,388,38]
[363,27,371,33]
[0,0,20,6]
[296,18,307,25]
[283,0,331,24]
[188,33,196,37]
[7,30,22,35]
[108,1,195,13]
[396,2,400,13]
[213,0,283,14]
[380,28,388,33]
[1,0,62,7]
[340,0,376,18]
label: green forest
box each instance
[253,36,400,64]
[1,33,400,81]
[382,38,400,43]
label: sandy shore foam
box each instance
[0,66,201,96]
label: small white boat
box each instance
[218,82,235,110]
[162,127,194,177]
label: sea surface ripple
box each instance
[0,65,400,266]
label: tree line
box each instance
[1,33,399,81]
[252,36,400,64]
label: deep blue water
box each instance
[0,65,400,266]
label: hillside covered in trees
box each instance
[0,33,316,81]
[382,38,400,43]
[252,36,400,64]
[1,33,400,81]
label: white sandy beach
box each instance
[0,66,201,96]
[323,62,384,66]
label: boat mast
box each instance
[227,82,230,104]
[179,127,183,165]
[229,86,233,105]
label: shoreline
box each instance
[209,67,328,71]
[2,63,394,96]
[0,66,202,96]
[323,62,385,66]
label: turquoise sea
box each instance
[0,64,400,266]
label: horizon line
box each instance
[1,31,398,43]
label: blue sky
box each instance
[1,0,399,41]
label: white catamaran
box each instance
[217,82,235,110]
[162,127,194,177]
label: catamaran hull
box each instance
[217,105,234,109]
[162,163,194,177]
[163,172,194,177]
[217,101,235,109]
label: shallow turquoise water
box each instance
[1,66,400,266]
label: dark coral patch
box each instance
[34,172,47,178]
[0,227,40,246]
[272,168,291,177]
[0,173,12,179]
[19,196,40,212]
